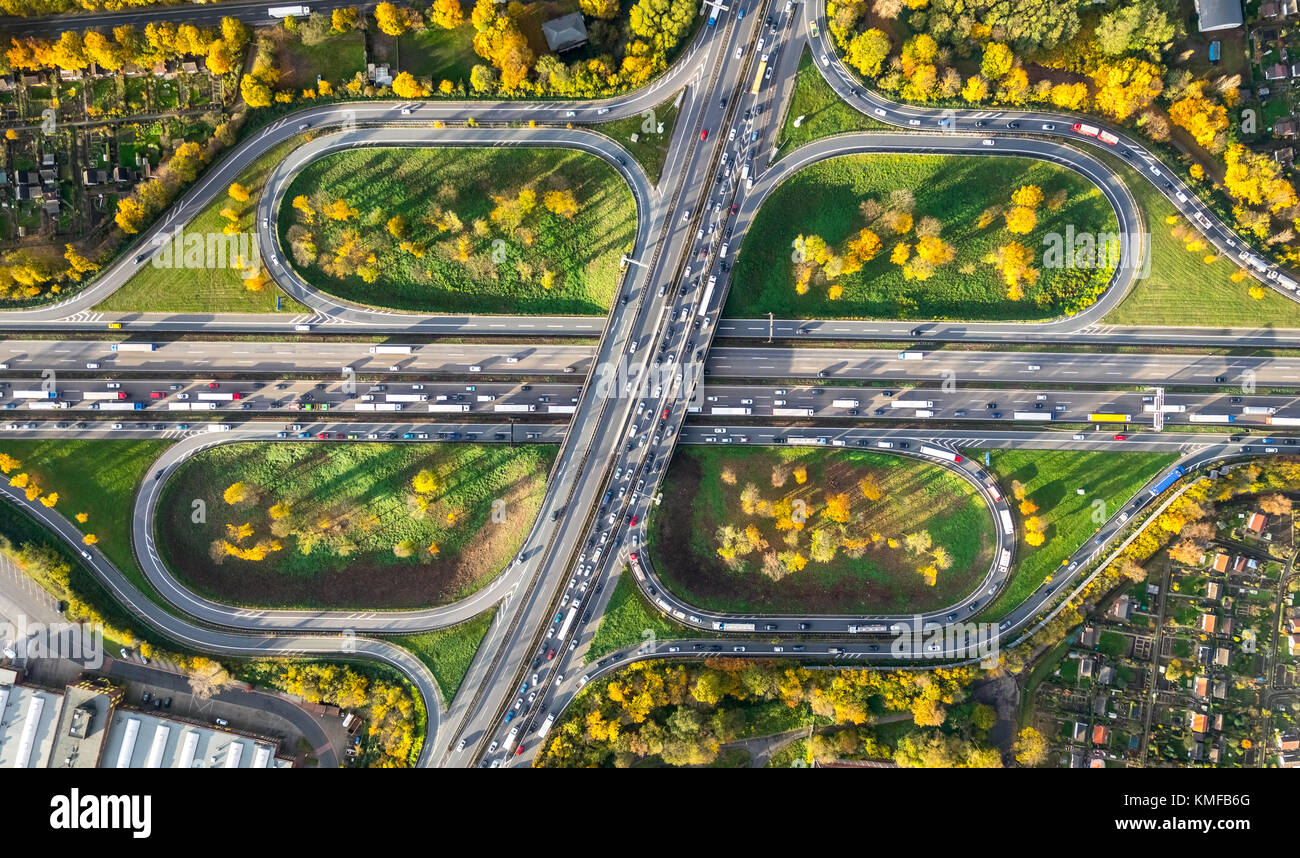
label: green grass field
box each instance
[278,147,636,315]
[99,137,310,314]
[390,608,495,703]
[1096,148,1300,328]
[966,447,1177,621]
[276,30,366,90]
[594,91,682,184]
[155,442,555,610]
[586,570,695,662]
[728,152,1117,321]
[0,438,173,604]
[394,26,479,84]
[776,49,892,157]
[649,446,994,614]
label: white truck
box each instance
[429,404,471,413]
[772,407,814,417]
[831,399,859,408]
[711,406,752,415]
[890,399,933,409]
[494,403,537,413]
[268,5,310,17]
[385,394,429,403]
[369,345,413,355]
[354,402,404,412]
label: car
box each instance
[1006,121,1019,129]
[982,138,995,146]
[908,118,921,126]
[1041,123,1055,131]
[105,382,121,389]
[1114,434,1128,441]
[215,718,229,727]
[1214,376,1227,383]
[874,107,887,117]
[547,649,556,660]
[207,382,219,389]
[700,128,709,141]
[819,53,830,66]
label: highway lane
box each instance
[20,341,1300,388]
[12,373,1300,428]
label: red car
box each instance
[149,391,164,399]
[700,128,708,141]
[515,745,525,756]
[661,407,670,419]
[316,432,329,439]
[730,203,739,215]
[1114,434,1127,441]
[629,515,639,526]
[546,649,556,660]
[207,382,219,389]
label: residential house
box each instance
[1265,62,1290,80]
[1092,724,1110,746]
[1190,712,1209,734]
[1199,613,1218,634]
[541,11,589,53]
[1195,0,1244,30]
[1247,511,1267,533]
[1214,647,1231,667]
[1110,595,1133,621]
[1274,117,1298,138]
[1211,553,1229,573]
[1206,581,1222,601]
[1194,675,1210,698]
[81,170,108,186]
[1079,656,1095,680]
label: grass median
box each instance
[155,441,555,610]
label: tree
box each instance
[955,73,988,104]
[845,28,890,77]
[579,0,619,19]
[980,42,1012,80]
[374,2,411,36]
[332,7,359,32]
[240,74,272,108]
[187,656,234,700]
[428,0,465,29]
[228,182,250,203]
[114,197,147,234]
[1012,727,1048,766]
[1004,207,1037,234]
[392,71,429,98]
[412,469,439,494]
[1095,0,1177,60]
[223,482,252,505]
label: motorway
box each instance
[18,340,1300,389]
[10,373,1300,428]
[2,0,1299,769]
